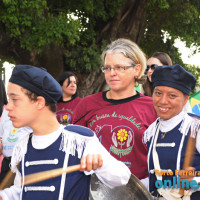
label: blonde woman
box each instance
[73,38,157,185]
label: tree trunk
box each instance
[76,70,107,98]
[97,0,148,44]
[32,45,64,80]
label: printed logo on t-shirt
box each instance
[57,112,72,125]
[11,128,17,134]
[7,128,19,142]
[110,126,134,158]
[96,125,134,158]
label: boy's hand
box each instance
[80,154,103,172]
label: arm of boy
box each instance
[82,135,131,188]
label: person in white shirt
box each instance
[0,109,32,184]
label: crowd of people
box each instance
[0,38,199,200]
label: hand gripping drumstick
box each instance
[23,164,81,185]
[179,133,196,195]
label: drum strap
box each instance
[58,127,71,200]
[152,124,192,200]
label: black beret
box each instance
[152,64,196,95]
[9,65,62,103]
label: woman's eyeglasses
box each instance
[101,65,135,73]
[146,64,158,71]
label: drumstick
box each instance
[23,164,81,185]
[179,134,196,195]
[0,170,16,190]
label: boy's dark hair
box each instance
[22,88,57,113]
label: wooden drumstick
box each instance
[23,164,81,185]
[179,134,196,195]
[0,170,16,190]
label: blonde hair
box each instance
[101,38,147,81]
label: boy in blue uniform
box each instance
[0,65,131,200]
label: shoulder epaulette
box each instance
[188,113,200,120]
[64,124,94,137]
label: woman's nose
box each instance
[110,68,117,76]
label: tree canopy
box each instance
[0,0,199,96]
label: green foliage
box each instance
[144,0,200,52]
[65,39,107,73]
[141,0,200,88]
[45,0,122,73]
[0,0,199,80]
[185,64,200,95]
[147,0,170,9]
[0,0,82,52]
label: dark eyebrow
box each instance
[8,93,18,97]
[154,88,160,91]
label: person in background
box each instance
[143,64,200,199]
[143,52,192,113]
[0,109,32,184]
[72,38,157,187]
[56,72,82,125]
[0,65,131,200]
[0,79,8,117]
[142,52,172,97]
[0,79,7,172]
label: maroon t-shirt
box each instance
[56,97,82,125]
[72,91,157,179]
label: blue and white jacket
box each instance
[144,111,200,200]
[0,125,131,200]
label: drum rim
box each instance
[90,173,153,200]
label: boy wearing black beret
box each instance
[0,65,131,200]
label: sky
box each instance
[3,62,14,91]
[174,39,200,67]
[2,40,200,90]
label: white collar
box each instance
[32,125,63,149]
[159,111,185,132]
